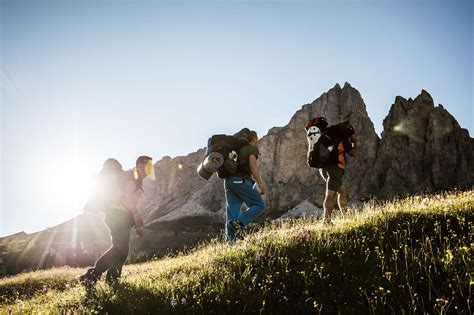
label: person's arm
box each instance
[249,155,266,195]
[122,180,144,230]
[347,135,357,157]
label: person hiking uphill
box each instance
[225,130,265,242]
[80,155,154,286]
[319,124,357,224]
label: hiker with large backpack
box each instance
[305,117,357,224]
[83,158,124,215]
[80,156,154,286]
[197,129,265,242]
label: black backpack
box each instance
[307,121,354,168]
[205,128,253,178]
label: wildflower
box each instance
[170,299,177,308]
[215,296,221,302]
[181,297,187,305]
[313,301,319,308]
[444,250,453,263]
[379,287,384,292]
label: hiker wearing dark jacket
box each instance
[320,134,357,224]
[225,130,265,242]
[80,155,153,286]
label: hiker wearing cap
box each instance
[80,156,154,286]
[225,130,266,242]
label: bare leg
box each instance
[323,190,337,223]
[337,185,347,218]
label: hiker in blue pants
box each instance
[225,130,266,242]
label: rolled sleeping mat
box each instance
[197,152,224,180]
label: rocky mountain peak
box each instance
[368,89,473,198]
[136,83,472,251]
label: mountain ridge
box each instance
[140,82,472,225]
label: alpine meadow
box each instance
[2,1,473,314]
[0,190,472,313]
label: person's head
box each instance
[249,130,258,145]
[100,158,123,176]
[136,155,154,178]
[314,117,328,130]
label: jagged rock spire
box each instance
[140,84,473,225]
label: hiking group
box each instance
[80,116,356,286]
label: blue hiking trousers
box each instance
[224,176,265,242]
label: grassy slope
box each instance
[0,190,472,314]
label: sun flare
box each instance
[36,158,96,216]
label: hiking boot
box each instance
[78,268,100,287]
[105,266,121,287]
[229,219,245,232]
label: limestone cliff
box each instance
[141,83,473,225]
[364,90,474,198]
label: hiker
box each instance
[318,122,357,224]
[83,158,124,215]
[224,130,266,242]
[80,155,154,286]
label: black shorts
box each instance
[319,165,344,192]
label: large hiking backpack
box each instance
[306,120,354,169]
[84,170,142,214]
[84,172,124,214]
[197,128,253,180]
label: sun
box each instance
[36,157,97,217]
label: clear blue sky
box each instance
[1,0,472,237]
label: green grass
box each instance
[1,190,472,314]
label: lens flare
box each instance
[144,160,156,181]
[392,119,425,143]
[393,124,403,132]
[393,122,405,133]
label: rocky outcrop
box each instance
[141,83,473,227]
[364,90,474,198]
[255,82,380,217]
[279,201,323,219]
[141,82,381,224]
[141,150,226,223]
